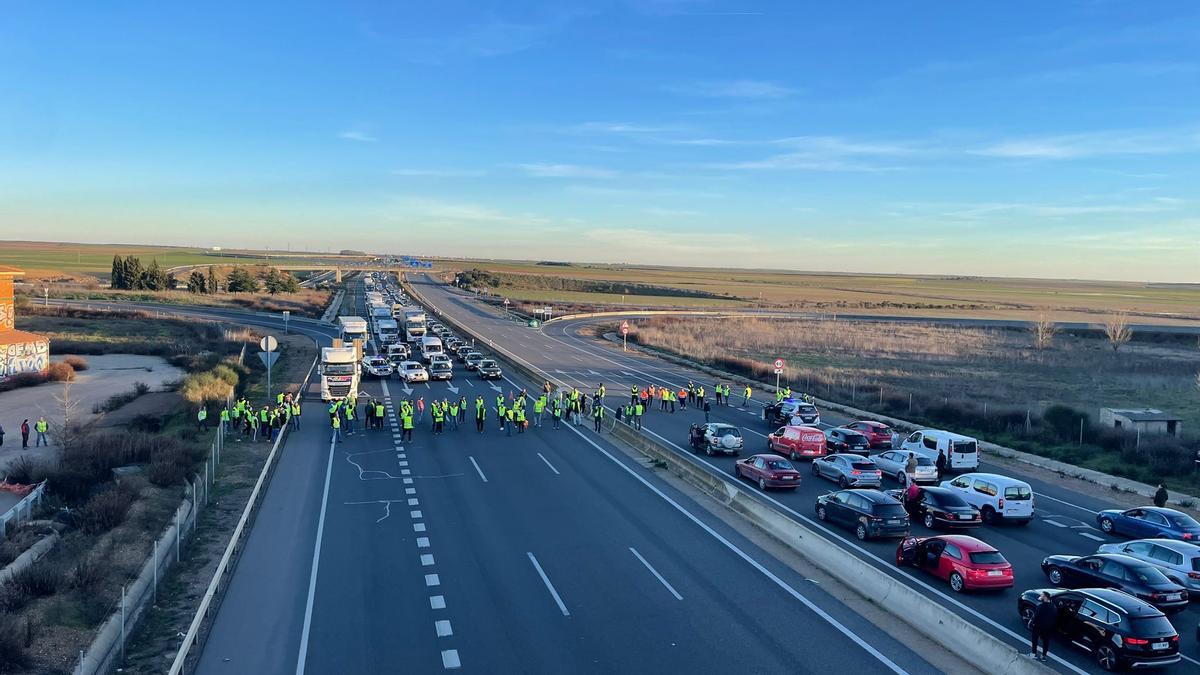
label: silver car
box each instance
[811,454,883,489]
[1097,539,1200,592]
[871,450,939,485]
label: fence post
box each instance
[908,393,912,414]
[1079,418,1084,446]
[153,540,159,605]
[175,510,181,562]
[120,585,127,661]
[878,385,883,406]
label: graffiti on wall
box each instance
[0,301,11,331]
[0,339,50,378]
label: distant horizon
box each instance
[4,238,1196,287]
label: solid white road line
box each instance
[537,452,561,475]
[469,456,488,483]
[527,552,570,616]
[629,547,683,601]
[294,435,337,675]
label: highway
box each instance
[409,274,1200,674]
[122,279,948,674]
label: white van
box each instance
[419,336,444,364]
[940,472,1034,525]
[900,429,979,471]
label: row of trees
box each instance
[1030,311,1134,352]
[185,266,300,294]
[110,256,174,291]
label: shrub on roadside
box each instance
[77,486,137,534]
[0,614,31,671]
[61,356,89,371]
[9,563,61,599]
[146,461,187,487]
[44,362,75,382]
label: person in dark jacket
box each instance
[1030,591,1057,661]
[935,449,947,480]
[1154,484,1169,508]
[20,419,30,448]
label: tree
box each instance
[206,266,219,294]
[1104,312,1133,352]
[110,255,127,289]
[186,270,208,293]
[1031,312,1058,351]
[124,256,145,290]
[262,268,284,294]
[226,267,259,292]
[141,259,169,291]
[263,268,300,294]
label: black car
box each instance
[825,428,870,453]
[1041,553,1189,613]
[428,362,453,381]
[763,399,820,427]
[1017,588,1180,671]
[815,489,910,541]
[478,359,502,380]
[886,487,981,529]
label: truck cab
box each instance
[319,346,360,401]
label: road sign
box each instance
[620,321,630,335]
[282,310,291,335]
[257,351,281,369]
[260,336,278,352]
[773,358,785,369]
[503,298,510,306]
[773,368,783,375]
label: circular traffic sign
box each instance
[773,358,785,369]
[620,320,630,335]
[260,335,278,352]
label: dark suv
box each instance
[1018,588,1180,670]
[815,489,910,541]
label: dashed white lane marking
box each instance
[1045,520,1068,528]
[536,452,561,476]
[421,554,436,566]
[435,620,453,637]
[406,487,417,495]
[441,649,461,669]
[430,595,446,610]
[629,547,683,601]
[1079,532,1105,542]
[469,456,488,483]
[425,574,440,587]
[411,510,423,519]
[417,537,431,548]
[404,478,414,485]
[414,523,427,532]
[408,498,420,506]
[527,552,570,616]
[402,469,412,475]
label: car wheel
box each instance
[838,476,849,489]
[1096,645,1118,671]
[1019,606,1035,630]
[705,447,714,457]
[855,522,868,541]
[1047,567,1063,585]
[949,572,965,593]
[790,450,799,461]
[923,513,935,529]
[817,505,828,521]
[811,463,820,477]
[758,478,767,491]
[734,466,743,480]
[981,506,997,524]
[1099,517,1114,534]
[897,471,906,484]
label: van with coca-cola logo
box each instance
[766,425,827,461]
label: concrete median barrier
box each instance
[403,277,1055,675]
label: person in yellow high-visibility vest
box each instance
[34,417,49,447]
[196,407,208,431]
[743,385,752,407]
[331,414,342,443]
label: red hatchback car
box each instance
[767,425,827,461]
[896,535,1013,593]
[844,421,894,449]
[734,454,802,491]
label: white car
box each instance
[361,356,394,378]
[398,361,429,383]
[939,473,1033,525]
[429,354,452,368]
[1097,539,1200,592]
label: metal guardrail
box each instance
[166,354,319,675]
[0,481,46,540]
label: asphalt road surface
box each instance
[409,274,1200,675]
[112,282,942,674]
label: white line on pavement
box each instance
[1079,532,1105,542]
[414,523,426,532]
[441,649,461,669]
[421,554,436,566]
[537,452,561,475]
[435,619,453,637]
[417,537,430,548]
[469,456,488,483]
[629,547,683,601]
[527,552,570,616]
[430,595,446,609]
[1044,520,1068,528]
[294,435,337,675]
[425,574,440,587]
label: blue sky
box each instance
[1,1,1197,281]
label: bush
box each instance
[77,486,136,534]
[61,355,89,371]
[0,615,30,670]
[146,461,187,487]
[9,563,61,599]
[43,362,75,382]
[1043,405,1088,441]
[69,555,106,592]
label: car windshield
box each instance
[851,461,876,470]
[714,427,741,438]
[1130,566,1172,584]
[845,433,868,443]
[1129,616,1176,637]
[875,504,907,519]
[931,492,969,508]
[324,364,355,375]
[797,405,817,414]
[766,460,794,471]
[1004,486,1032,500]
[480,360,496,368]
[914,457,934,466]
[952,440,977,454]
[969,551,1006,565]
[1167,514,1200,529]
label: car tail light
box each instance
[1124,637,1150,646]
[851,470,862,475]
[1184,533,1194,540]
[1188,572,1200,580]
[997,498,1005,509]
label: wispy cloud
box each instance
[893,198,1185,222]
[665,79,798,99]
[707,134,921,172]
[393,197,550,226]
[645,206,703,217]
[514,163,618,178]
[568,121,681,135]
[582,227,758,257]
[338,130,378,143]
[973,127,1200,159]
[391,168,486,177]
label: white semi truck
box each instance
[319,346,359,401]
[403,308,427,343]
[369,303,392,324]
[337,316,370,345]
[375,318,400,344]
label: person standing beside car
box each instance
[905,453,918,482]
[936,449,947,480]
[1030,591,1056,661]
[1154,484,1169,508]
